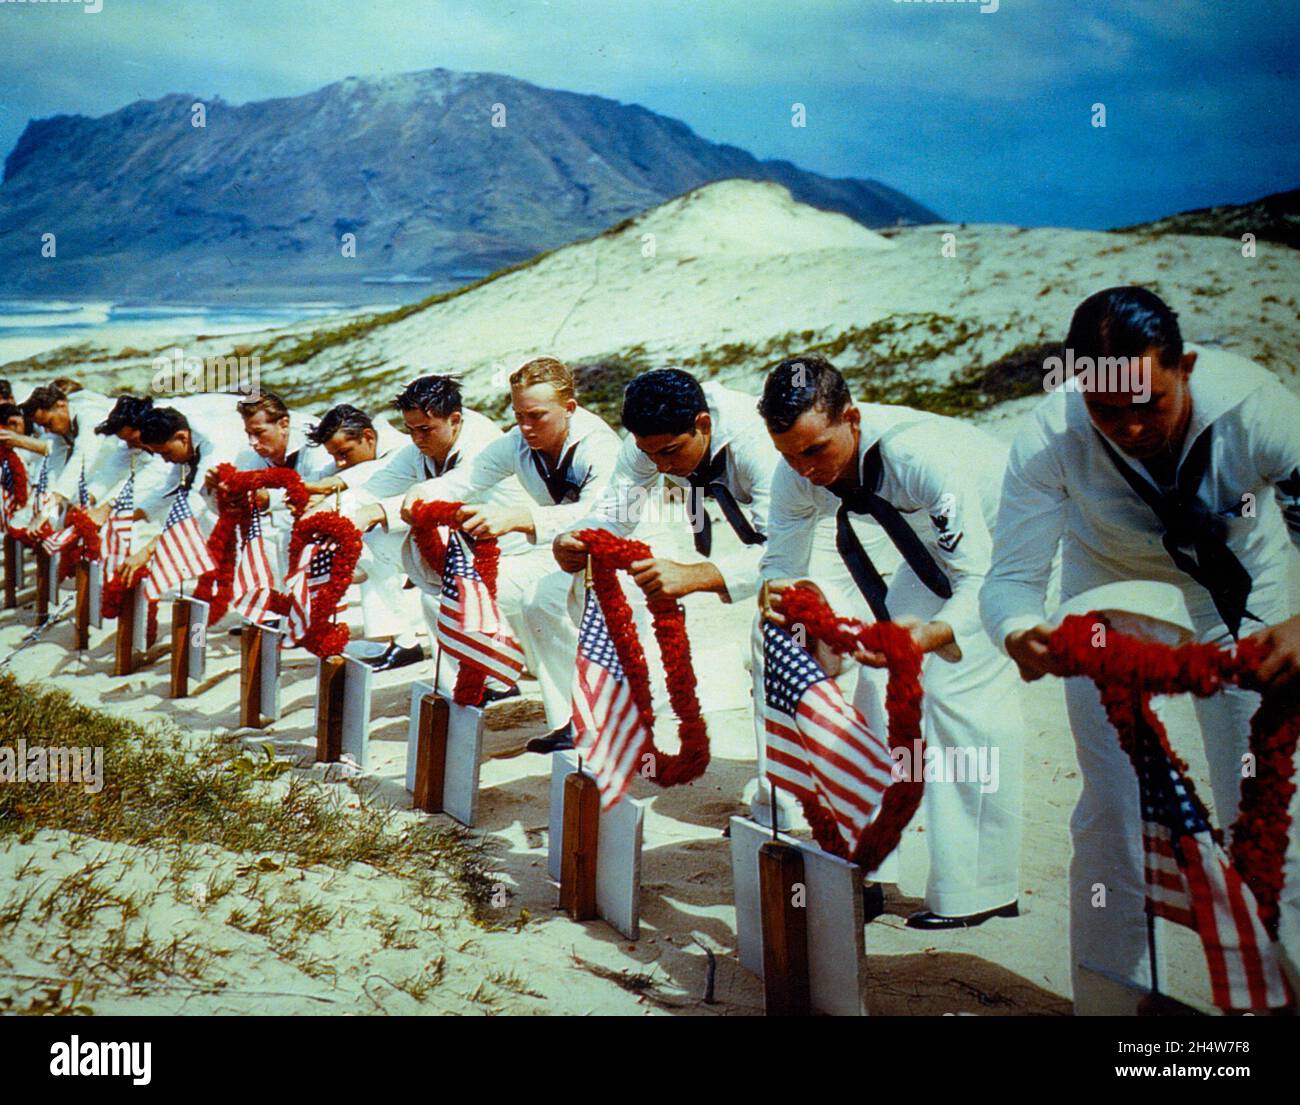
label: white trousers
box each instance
[1064,575,1300,1014]
[855,565,1024,915]
[354,524,421,641]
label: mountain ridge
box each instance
[0,67,939,300]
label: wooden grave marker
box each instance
[546,750,644,940]
[315,653,373,767]
[404,680,485,825]
[4,535,24,609]
[238,622,282,728]
[34,546,53,625]
[169,596,209,698]
[73,561,92,650]
[729,815,867,1016]
[113,582,142,676]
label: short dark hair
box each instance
[0,402,24,428]
[394,375,462,418]
[758,355,851,434]
[621,369,708,437]
[236,391,290,421]
[139,407,190,447]
[307,404,374,446]
[1065,286,1184,368]
[96,394,154,435]
[0,379,12,402]
[27,384,67,414]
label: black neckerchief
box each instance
[685,443,764,557]
[1094,424,1259,638]
[829,440,952,621]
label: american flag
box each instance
[21,458,53,535]
[571,586,653,809]
[103,473,135,579]
[761,620,895,854]
[436,532,525,687]
[1137,721,1293,1011]
[0,452,21,533]
[42,464,90,553]
[283,539,339,642]
[143,491,215,601]
[231,495,277,625]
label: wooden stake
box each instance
[413,692,450,812]
[240,624,264,728]
[34,547,51,625]
[73,561,92,650]
[758,840,811,1016]
[169,599,193,698]
[3,536,18,609]
[559,769,600,922]
[316,655,347,762]
[114,582,138,676]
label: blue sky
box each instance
[0,0,1295,227]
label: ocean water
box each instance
[0,299,396,370]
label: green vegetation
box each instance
[0,674,502,919]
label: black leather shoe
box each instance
[365,642,425,672]
[525,722,575,754]
[862,882,886,923]
[905,901,1019,930]
[481,684,521,706]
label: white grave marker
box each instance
[729,815,867,1016]
[547,751,644,941]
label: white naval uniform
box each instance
[979,346,1300,1014]
[49,392,115,505]
[762,404,1025,916]
[359,409,531,693]
[578,382,862,717]
[232,422,333,578]
[316,418,421,642]
[147,422,248,536]
[84,395,242,518]
[583,383,775,603]
[406,406,622,728]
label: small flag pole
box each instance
[759,580,778,841]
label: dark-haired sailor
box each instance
[980,286,1300,1012]
[23,384,114,513]
[759,354,1025,931]
[301,403,422,669]
[337,375,533,676]
[114,406,244,587]
[557,369,774,603]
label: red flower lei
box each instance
[408,499,503,705]
[0,444,29,514]
[573,528,709,787]
[1047,614,1298,941]
[195,465,313,623]
[263,510,363,659]
[56,507,102,582]
[776,585,925,871]
[100,572,160,646]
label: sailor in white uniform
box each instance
[226,392,332,579]
[759,354,1025,929]
[400,358,623,746]
[301,403,423,668]
[118,405,247,584]
[84,394,240,529]
[25,385,114,512]
[980,286,1300,1013]
[339,375,533,678]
